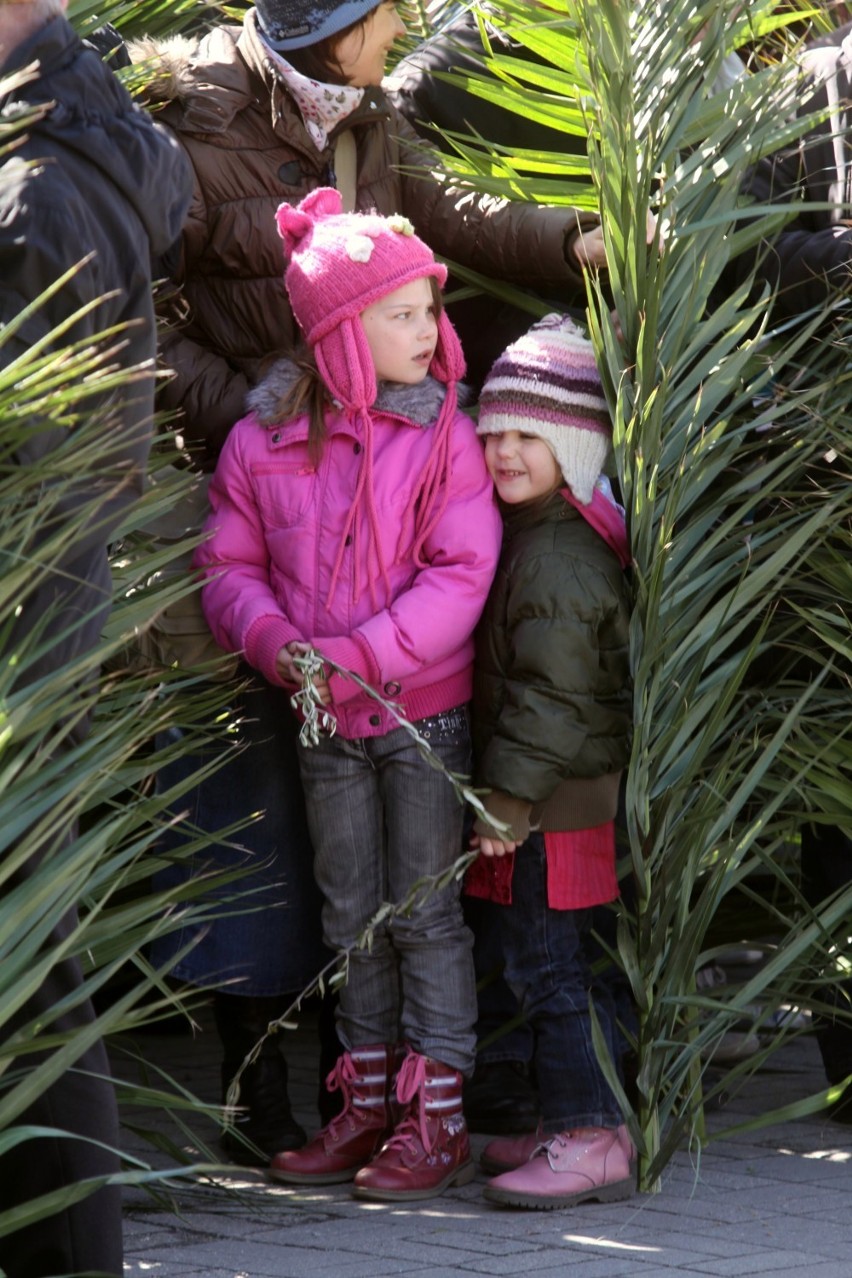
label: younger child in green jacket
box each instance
[468,313,634,1210]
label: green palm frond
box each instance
[570,0,851,1186]
[397,0,849,1188]
[0,238,259,1230]
[68,0,225,40]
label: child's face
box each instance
[360,276,438,385]
[484,430,562,505]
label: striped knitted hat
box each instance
[477,313,610,505]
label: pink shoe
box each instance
[484,1126,635,1210]
[480,1125,543,1175]
[616,1122,636,1172]
[482,1122,635,1177]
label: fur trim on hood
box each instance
[128,34,199,105]
[128,26,252,128]
[248,357,472,429]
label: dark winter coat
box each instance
[131,10,597,464]
[388,5,584,158]
[387,7,598,386]
[0,14,192,704]
[472,494,632,842]
[735,23,852,320]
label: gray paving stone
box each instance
[611,1199,771,1228]
[689,1221,852,1262]
[685,1251,839,1277]
[253,1217,538,1257]
[123,1263,205,1277]
[157,1238,411,1277]
[560,1224,771,1261]
[510,1263,640,1278]
[719,1152,852,1182]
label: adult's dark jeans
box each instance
[150,672,328,996]
[499,833,624,1133]
[464,894,534,1067]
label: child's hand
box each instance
[277,641,332,703]
[469,832,517,859]
[275,644,302,685]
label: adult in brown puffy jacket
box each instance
[134,0,605,1170]
[135,0,604,466]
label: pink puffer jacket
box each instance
[197,368,501,738]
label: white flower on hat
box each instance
[346,233,374,262]
[387,214,415,236]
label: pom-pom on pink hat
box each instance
[276,187,464,411]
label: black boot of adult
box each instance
[801,824,852,1123]
[316,988,346,1124]
[213,991,307,1166]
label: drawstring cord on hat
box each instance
[324,393,456,610]
[316,310,464,610]
[400,380,457,569]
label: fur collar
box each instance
[247,356,470,429]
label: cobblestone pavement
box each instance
[117,1006,852,1278]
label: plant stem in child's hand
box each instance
[292,648,511,842]
[291,649,337,746]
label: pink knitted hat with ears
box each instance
[276,187,466,607]
[276,187,465,410]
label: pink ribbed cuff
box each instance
[245,615,303,687]
[311,633,378,705]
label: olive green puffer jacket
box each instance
[473,494,632,841]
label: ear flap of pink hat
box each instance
[431,312,466,386]
[314,317,378,412]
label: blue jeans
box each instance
[465,894,535,1066]
[297,708,476,1075]
[500,833,623,1131]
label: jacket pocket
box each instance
[250,462,317,522]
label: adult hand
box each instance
[571,223,608,269]
[571,210,659,270]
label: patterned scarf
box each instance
[262,41,365,150]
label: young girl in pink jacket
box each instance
[196,187,501,1201]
